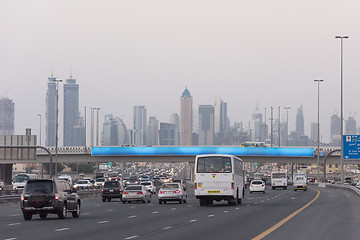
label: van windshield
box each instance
[13,175,30,183]
[197,156,232,173]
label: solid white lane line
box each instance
[128,215,137,218]
[55,228,69,232]
[208,214,215,217]
[98,221,109,224]
[7,223,20,226]
[189,219,197,223]
[163,226,173,230]
[152,211,159,214]
[10,214,20,217]
[125,236,139,240]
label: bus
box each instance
[271,172,287,190]
[194,154,245,206]
[241,142,266,147]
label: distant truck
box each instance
[293,174,307,191]
[12,173,38,190]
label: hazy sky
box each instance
[1,0,360,144]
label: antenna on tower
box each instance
[51,65,54,78]
[70,65,73,79]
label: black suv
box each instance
[20,179,81,220]
[102,180,124,202]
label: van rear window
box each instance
[197,156,232,173]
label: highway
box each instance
[1,185,360,240]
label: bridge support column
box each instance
[0,164,13,185]
[185,162,195,181]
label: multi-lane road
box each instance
[1,185,360,240]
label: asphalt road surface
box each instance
[1,185,360,240]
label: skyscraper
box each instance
[180,88,193,145]
[63,76,81,146]
[330,113,341,146]
[147,116,159,146]
[199,105,214,145]
[103,114,130,146]
[250,104,263,142]
[310,122,318,142]
[133,106,147,146]
[214,97,228,144]
[46,75,57,147]
[0,97,14,135]
[296,105,304,135]
[345,116,356,135]
[159,123,176,145]
[170,113,180,145]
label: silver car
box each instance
[158,183,187,204]
[122,185,151,203]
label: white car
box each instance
[95,178,106,187]
[250,180,266,193]
[74,180,92,189]
[140,181,156,194]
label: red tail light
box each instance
[159,190,165,194]
[250,185,253,187]
[123,192,128,195]
[262,185,264,187]
[195,183,197,190]
[150,186,152,188]
[55,193,59,200]
[101,189,104,192]
[137,192,143,195]
[21,195,24,201]
[173,190,180,193]
[231,182,234,189]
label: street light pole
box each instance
[278,106,281,147]
[335,35,349,183]
[54,79,62,177]
[38,114,43,178]
[94,108,100,146]
[38,114,42,146]
[284,107,290,146]
[270,107,273,147]
[314,79,324,182]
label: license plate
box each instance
[109,189,114,192]
[207,190,221,193]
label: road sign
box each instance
[343,135,360,160]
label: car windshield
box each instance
[104,182,120,188]
[141,182,151,185]
[96,178,105,182]
[25,181,53,194]
[161,184,179,189]
[129,176,138,180]
[13,175,30,183]
[77,180,88,184]
[252,181,263,185]
[126,186,142,191]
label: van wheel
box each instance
[199,199,205,206]
[102,197,106,202]
[39,212,47,219]
[58,203,67,219]
[159,200,162,204]
[23,212,32,220]
[72,202,80,218]
[107,198,111,202]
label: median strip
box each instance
[252,189,321,240]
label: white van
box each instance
[12,173,38,190]
[293,175,307,191]
[194,154,245,206]
[58,174,73,185]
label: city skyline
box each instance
[2,1,360,144]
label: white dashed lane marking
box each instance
[163,226,173,230]
[125,236,139,240]
[10,214,20,217]
[7,223,20,226]
[55,228,69,232]
[97,221,109,224]
[208,214,215,217]
[128,215,137,219]
[4,238,17,240]
[152,211,159,214]
[189,219,197,223]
